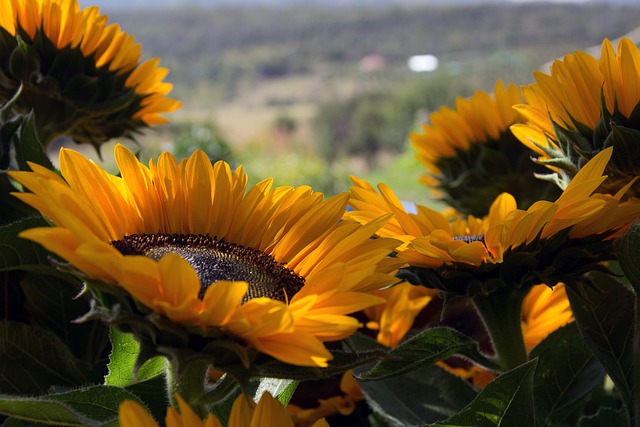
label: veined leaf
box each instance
[530,322,605,426]
[357,327,497,381]
[428,359,537,427]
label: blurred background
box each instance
[71,0,640,204]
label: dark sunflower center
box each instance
[111,233,305,303]
[453,234,486,244]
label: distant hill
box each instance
[80,0,635,12]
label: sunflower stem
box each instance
[165,358,211,417]
[472,286,529,372]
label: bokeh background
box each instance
[68,0,640,206]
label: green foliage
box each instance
[0,321,98,395]
[0,385,146,426]
[429,360,538,427]
[356,327,499,382]
[105,328,166,388]
[358,364,477,425]
[165,121,232,163]
[314,73,472,165]
[566,272,636,425]
[530,323,605,426]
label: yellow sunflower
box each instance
[347,146,640,295]
[10,144,403,368]
[511,37,640,195]
[410,80,560,216]
[521,283,573,353]
[119,392,328,427]
[0,0,180,146]
[364,282,436,348]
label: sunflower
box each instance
[0,0,180,146]
[119,392,328,427]
[521,283,573,353]
[364,282,436,348]
[10,144,403,369]
[410,80,561,216]
[511,37,640,196]
[346,146,640,295]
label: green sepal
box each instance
[566,271,635,423]
[0,84,23,169]
[8,37,40,83]
[356,327,498,381]
[608,123,640,176]
[0,385,147,427]
[432,129,562,216]
[427,359,538,427]
[616,220,640,295]
[530,322,606,426]
[358,363,477,425]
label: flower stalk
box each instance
[472,285,529,371]
[165,358,211,418]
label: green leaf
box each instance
[21,272,110,365]
[275,381,298,406]
[530,322,605,427]
[0,385,145,426]
[13,111,55,172]
[0,321,92,394]
[124,373,169,422]
[0,216,56,273]
[616,221,640,295]
[253,378,296,405]
[428,359,538,427]
[356,327,497,381]
[578,407,628,427]
[566,272,635,418]
[359,363,477,425]
[105,328,166,387]
[251,344,387,382]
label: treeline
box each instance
[112,3,640,98]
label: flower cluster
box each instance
[2,2,640,426]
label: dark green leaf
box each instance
[13,112,55,172]
[123,374,168,423]
[360,363,477,425]
[616,221,640,296]
[577,407,628,427]
[251,341,387,382]
[0,385,145,426]
[0,216,56,274]
[357,327,497,381]
[428,359,538,427]
[530,322,605,427]
[21,273,109,365]
[105,328,166,387]
[566,272,635,418]
[0,321,92,394]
